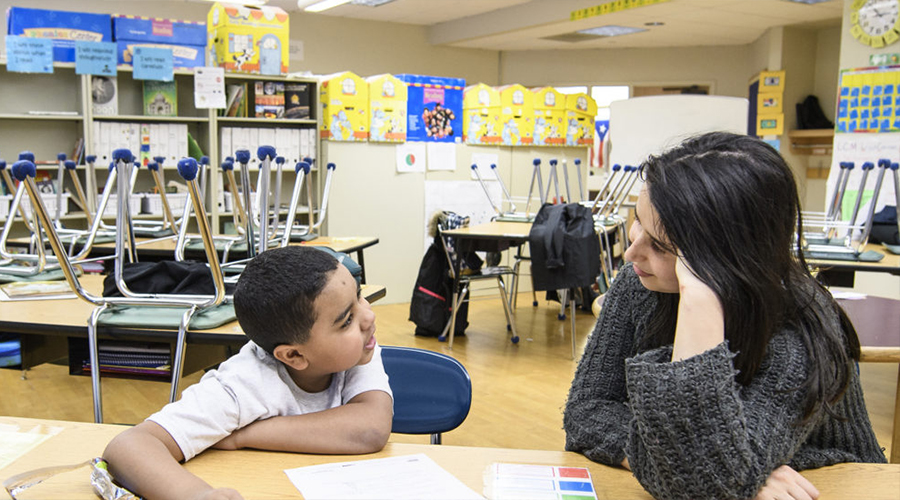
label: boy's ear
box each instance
[273,344,309,371]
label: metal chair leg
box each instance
[170,305,198,403]
[569,292,577,360]
[88,304,109,423]
[496,277,519,343]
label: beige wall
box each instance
[499,45,754,98]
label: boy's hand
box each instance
[753,465,819,500]
[192,487,244,500]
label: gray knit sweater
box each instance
[563,264,886,500]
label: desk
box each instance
[442,221,531,254]
[8,236,380,284]
[0,274,386,369]
[1,416,898,500]
[839,296,900,463]
[808,243,900,287]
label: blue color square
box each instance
[886,85,895,94]
[841,86,850,96]
[870,119,880,128]
[838,120,848,133]
[882,119,891,129]
[873,108,881,118]
[850,109,859,119]
[558,481,595,493]
[861,97,870,107]
[883,107,893,116]
[850,120,857,131]
[852,98,859,107]
[862,85,872,95]
[839,98,849,108]
[874,85,883,96]
[861,108,870,119]
[839,107,848,118]
[872,96,881,106]
[852,87,860,96]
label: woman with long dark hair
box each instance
[563,132,885,500]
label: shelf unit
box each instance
[0,61,321,236]
[787,129,834,156]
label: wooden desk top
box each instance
[807,243,900,274]
[443,221,532,241]
[0,274,386,344]
[1,416,898,500]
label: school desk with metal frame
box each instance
[7,236,380,284]
[0,416,897,500]
[808,243,900,287]
[0,273,386,380]
[838,295,900,464]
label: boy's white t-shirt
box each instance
[148,341,393,461]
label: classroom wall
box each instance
[499,44,754,98]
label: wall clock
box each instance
[851,0,900,48]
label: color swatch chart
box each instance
[483,462,598,500]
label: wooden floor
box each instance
[0,291,895,458]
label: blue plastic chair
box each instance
[381,346,472,445]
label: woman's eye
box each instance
[343,314,354,328]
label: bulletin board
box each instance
[836,65,900,133]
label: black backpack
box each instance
[796,95,834,130]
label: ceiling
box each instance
[260,0,844,51]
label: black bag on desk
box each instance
[870,206,899,245]
[529,203,601,291]
[102,261,236,297]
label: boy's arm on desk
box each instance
[212,390,393,455]
[103,421,241,500]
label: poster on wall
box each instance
[836,65,900,133]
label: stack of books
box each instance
[81,341,171,378]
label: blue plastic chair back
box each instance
[381,346,472,444]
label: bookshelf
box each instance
[0,62,322,236]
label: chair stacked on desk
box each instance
[802,158,900,261]
[11,149,227,423]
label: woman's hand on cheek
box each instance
[674,253,709,294]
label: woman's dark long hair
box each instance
[636,131,860,421]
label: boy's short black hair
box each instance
[233,246,339,353]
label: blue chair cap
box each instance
[11,160,36,181]
[177,158,199,181]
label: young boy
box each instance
[103,246,394,500]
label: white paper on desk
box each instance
[284,453,484,500]
[0,424,63,470]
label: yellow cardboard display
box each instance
[320,71,369,142]
[367,74,407,143]
[531,87,567,147]
[497,84,534,146]
[208,2,289,75]
[463,83,502,145]
[565,93,598,146]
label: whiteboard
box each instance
[608,95,749,169]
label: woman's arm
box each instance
[625,332,819,500]
[213,389,393,454]
[563,266,649,466]
[670,256,724,361]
